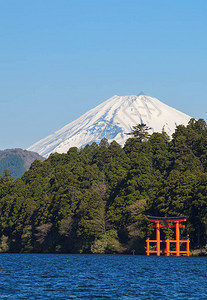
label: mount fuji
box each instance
[27,94,191,158]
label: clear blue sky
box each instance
[0,0,206,150]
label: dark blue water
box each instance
[0,254,206,299]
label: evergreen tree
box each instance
[125,123,151,142]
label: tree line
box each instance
[0,118,206,254]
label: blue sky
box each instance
[0,0,206,149]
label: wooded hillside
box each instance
[0,119,206,254]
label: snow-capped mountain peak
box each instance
[27,94,191,157]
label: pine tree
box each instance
[125,123,151,142]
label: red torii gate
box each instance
[146,216,190,256]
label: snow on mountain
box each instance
[27,94,191,158]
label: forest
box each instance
[0,118,206,254]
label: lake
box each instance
[0,254,206,299]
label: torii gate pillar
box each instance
[146,216,190,256]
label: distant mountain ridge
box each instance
[0,149,44,179]
[28,94,192,158]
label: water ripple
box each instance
[0,254,206,299]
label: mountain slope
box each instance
[28,94,191,158]
[0,149,45,179]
